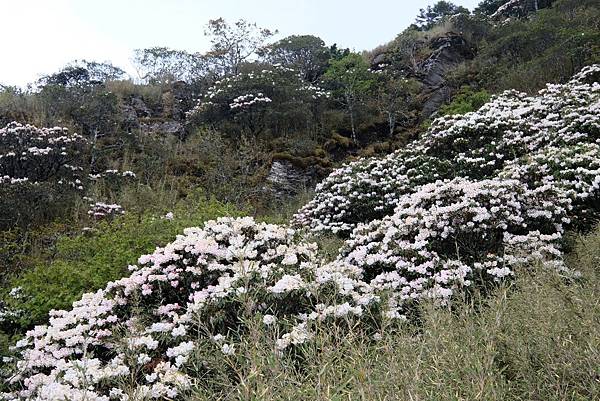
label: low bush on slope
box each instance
[0,197,240,359]
[1,217,377,400]
[0,188,581,399]
[4,222,600,401]
[180,226,600,401]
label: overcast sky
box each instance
[0,0,481,86]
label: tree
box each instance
[133,47,205,84]
[32,62,125,164]
[388,28,426,74]
[474,0,511,15]
[187,65,329,140]
[36,60,126,88]
[260,35,330,82]
[75,60,127,82]
[329,44,351,61]
[480,0,555,18]
[324,53,375,142]
[373,69,421,136]
[204,18,277,75]
[415,1,470,30]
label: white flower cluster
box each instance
[0,288,23,325]
[500,143,600,228]
[186,65,329,119]
[5,65,600,401]
[293,65,600,235]
[229,93,273,109]
[89,170,136,180]
[0,122,88,190]
[293,146,450,234]
[338,177,571,318]
[0,176,29,185]
[3,217,371,401]
[87,202,125,221]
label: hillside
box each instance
[1,0,600,400]
[2,62,600,401]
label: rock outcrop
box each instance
[119,81,192,138]
[418,32,476,117]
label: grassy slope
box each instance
[0,195,241,354]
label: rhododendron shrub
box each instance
[186,65,329,138]
[338,178,572,318]
[87,202,125,221]
[294,147,453,234]
[88,169,136,195]
[500,143,600,230]
[294,65,600,234]
[2,217,374,401]
[0,122,88,228]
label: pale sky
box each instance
[0,0,481,86]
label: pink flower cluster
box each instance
[3,217,371,401]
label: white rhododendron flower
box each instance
[221,343,236,356]
[3,65,600,401]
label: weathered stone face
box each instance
[266,159,315,199]
[419,33,476,117]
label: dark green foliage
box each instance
[475,0,511,15]
[473,0,600,92]
[439,86,491,115]
[188,64,331,140]
[415,1,470,30]
[33,78,124,140]
[324,53,376,141]
[36,60,126,88]
[260,35,331,82]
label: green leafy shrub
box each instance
[439,86,490,116]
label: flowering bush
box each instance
[293,65,600,234]
[338,177,572,318]
[2,217,373,401]
[186,65,330,138]
[500,143,600,230]
[0,122,88,228]
[293,146,453,234]
[0,122,87,187]
[87,202,125,221]
[294,149,452,238]
[88,169,137,199]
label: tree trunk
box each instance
[388,112,396,137]
[346,92,357,142]
[349,107,356,142]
